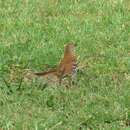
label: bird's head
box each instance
[64,42,76,55]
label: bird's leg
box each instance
[71,71,77,85]
[68,76,72,86]
[58,68,65,85]
[59,76,63,85]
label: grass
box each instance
[0,0,130,129]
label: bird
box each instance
[34,43,77,85]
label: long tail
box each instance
[34,69,57,76]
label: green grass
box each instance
[0,0,130,129]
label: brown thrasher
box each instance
[34,43,77,85]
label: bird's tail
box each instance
[34,69,57,76]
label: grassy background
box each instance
[0,0,130,129]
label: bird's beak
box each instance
[74,43,77,47]
[64,42,77,47]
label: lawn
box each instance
[0,0,130,130]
